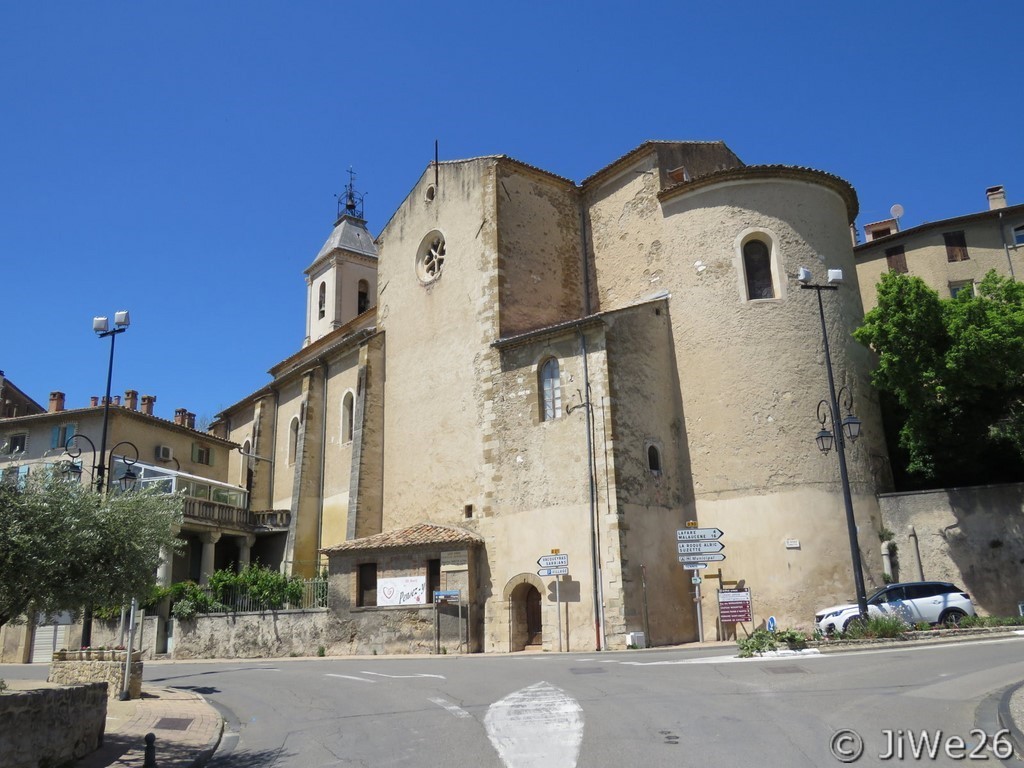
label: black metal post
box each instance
[96,327,124,494]
[803,283,869,623]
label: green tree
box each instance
[0,470,183,628]
[855,270,1024,485]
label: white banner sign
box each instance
[377,576,427,606]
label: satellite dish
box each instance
[890,203,904,219]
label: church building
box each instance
[211,141,892,652]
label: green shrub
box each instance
[317,645,326,657]
[839,615,908,640]
[775,628,809,650]
[737,628,777,658]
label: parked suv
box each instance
[815,581,975,634]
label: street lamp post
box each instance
[93,311,130,494]
[799,268,870,623]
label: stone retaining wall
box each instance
[0,682,107,768]
[172,609,332,659]
[48,650,143,699]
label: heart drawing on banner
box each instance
[382,586,395,600]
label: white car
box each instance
[815,581,976,634]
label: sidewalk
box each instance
[75,685,222,768]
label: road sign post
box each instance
[538,553,569,652]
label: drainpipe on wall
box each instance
[907,525,925,581]
[578,205,606,651]
[999,210,1016,280]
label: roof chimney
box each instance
[124,390,138,411]
[140,395,156,416]
[987,185,1007,210]
[186,412,196,430]
[90,396,99,407]
[113,395,121,406]
[174,408,188,426]
[49,392,65,413]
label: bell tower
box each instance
[304,169,379,346]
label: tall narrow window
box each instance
[357,563,377,607]
[288,417,300,466]
[885,245,908,274]
[318,282,326,319]
[944,231,969,262]
[540,358,561,421]
[358,280,370,314]
[342,392,354,443]
[427,559,441,602]
[743,239,775,299]
[648,445,662,473]
[1014,225,1024,246]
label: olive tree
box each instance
[0,470,183,629]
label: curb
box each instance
[814,627,1024,654]
[998,682,1024,765]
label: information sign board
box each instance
[718,588,753,623]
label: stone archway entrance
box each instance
[505,575,545,651]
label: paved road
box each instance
[6,638,1024,766]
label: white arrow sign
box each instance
[537,566,569,577]
[678,553,726,563]
[677,540,724,554]
[676,527,724,541]
[682,562,708,570]
[538,554,568,568]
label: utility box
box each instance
[626,631,646,648]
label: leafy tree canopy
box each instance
[854,270,1024,485]
[0,471,183,628]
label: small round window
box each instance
[417,232,446,283]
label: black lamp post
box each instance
[63,435,139,492]
[93,311,130,494]
[799,268,870,624]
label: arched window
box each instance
[358,280,370,315]
[648,445,662,473]
[288,417,300,466]
[342,392,354,443]
[743,239,775,300]
[318,282,326,319]
[539,358,561,421]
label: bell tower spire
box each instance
[303,168,378,346]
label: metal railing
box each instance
[194,578,328,613]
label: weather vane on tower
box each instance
[337,167,366,220]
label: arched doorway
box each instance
[507,579,544,651]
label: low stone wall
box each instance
[879,482,1024,616]
[172,610,332,659]
[0,683,107,768]
[48,650,143,699]
[90,615,163,659]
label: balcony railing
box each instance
[182,498,290,530]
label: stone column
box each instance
[238,534,256,571]
[199,531,222,585]
[157,545,174,588]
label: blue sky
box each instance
[3,3,1021,424]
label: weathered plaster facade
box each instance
[215,141,895,650]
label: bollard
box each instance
[144,732,157,767]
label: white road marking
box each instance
[361,671,446,679]
[484,681,584,768]
[325,673,375,683]
[429,697,472,718]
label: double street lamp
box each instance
[799,267,870,624]
[63,434,139,492]
[93,311,131,494]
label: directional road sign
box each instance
[676,528,724,541]
[677,540,724,554]
[678,553,726,563]
[537,566,569,577]
[682,562,708,570]
[538,554,569,569]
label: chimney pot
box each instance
[174,408,188,426]
[90,396,99,407]
[48,392,66,413]
[113,395,121,406]
[186,411,196,430]
[124,390,139,411]
[140,395,156,416]
[987,185,1007,210]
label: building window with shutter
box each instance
[192,443,212,465]
[944,231,970,262]
[885,246,908,274]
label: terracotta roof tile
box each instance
[321,523,483,554]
